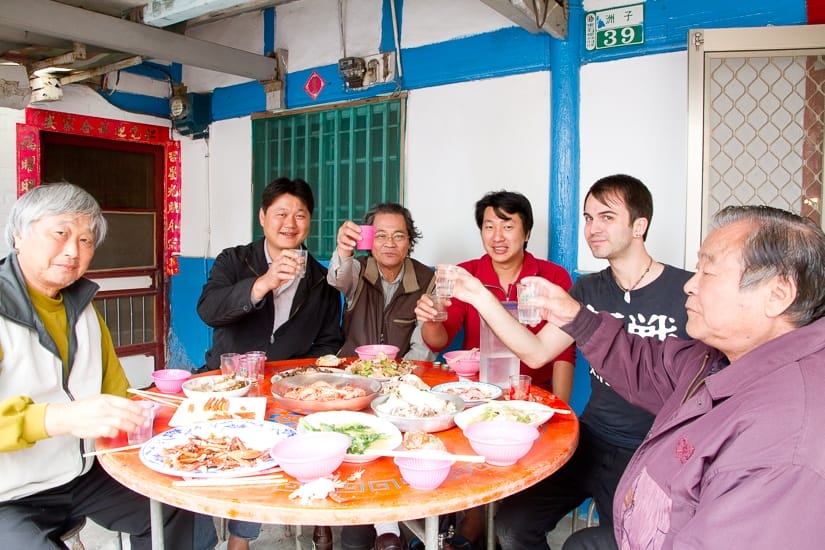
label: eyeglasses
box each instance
[374,232,409,244]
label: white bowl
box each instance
[270,432,350,482]
[181,375,251,399]
[453,400,554,430]
[370,392,464,433]
[462,420,539,466]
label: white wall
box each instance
[275,0,383,71]
[179,117,254,258]
[402,0,515,48]
[579,51,689,273]
[185,10,264,92]
[406,71,552,265]
[0,107,25,257]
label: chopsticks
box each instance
[83,443,145,457]
[363,449,486,463]
[172,474,287,487]
[128,388,183,407]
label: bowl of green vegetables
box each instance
[297,410,403,463]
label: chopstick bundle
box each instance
[83,443,145,457]
[363,449,485,463]
[478,399,572,414]
[172,474,287,487]
[127,388,183,407]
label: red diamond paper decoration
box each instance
[304,71,325,100]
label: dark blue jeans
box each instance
[562,526,618,550]
[0,461,194,550]
[495,425,635,550]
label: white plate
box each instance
[181,375,251,399]
[431,381,503,407]
[269,366,344,382]
[297,411,402,464]
[139,419,295,478]
[344,358,415,380]
[454,400,554,431]
[168,397,267,427]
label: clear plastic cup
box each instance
[509,374,532,401]
[430,293,449,321]
[517,281,541,325]
[128,402,156,445]
[220,352,240,377]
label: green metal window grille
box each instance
[252,97,404,259]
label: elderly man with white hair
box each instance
[0,183,195,549]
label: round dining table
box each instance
[96,360,579,550]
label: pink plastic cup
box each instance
[357,225,375,250]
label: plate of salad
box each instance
[297,410,403,464]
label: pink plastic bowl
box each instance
[151,369,192,394]
[270,432,350,482]
[463,420,539,466]
[354,344,400,360]
[393,454,455,490]
[443,350,481,376]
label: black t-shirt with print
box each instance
[571,264,692,449]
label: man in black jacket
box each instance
[195,177,343,550]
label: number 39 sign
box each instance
[585,3,644,51]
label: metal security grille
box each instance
[252,97,405,259]
[95,294,156,347]
[686,25,825,264]
[706,54,825,226]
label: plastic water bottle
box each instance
[479,302,520,389]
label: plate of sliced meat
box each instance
[167,397,267,427]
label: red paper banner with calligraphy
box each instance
[16,108,181,276]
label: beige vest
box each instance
[0,304,103,500]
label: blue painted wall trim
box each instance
[95,89,170,118]
[212,80,266,120]
[264,7,275,54]
[170,257,214,369]
[122,61,182,83]
[207,0,808,117]
[380,0,403,54]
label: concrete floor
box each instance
[77,514,582,549]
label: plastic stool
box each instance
[570,500,597,532]
[60,517,87,550]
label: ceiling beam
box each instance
[143,0,251,27]
[479,0,567,40]
[1,0,277,81]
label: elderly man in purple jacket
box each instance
[446,205,825,549]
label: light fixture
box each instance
[169,84,190,120]
[338,57,366,89]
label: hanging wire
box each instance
[531,0,551,29]
[338,0,347,58]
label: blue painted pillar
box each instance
[548,0,584,275]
